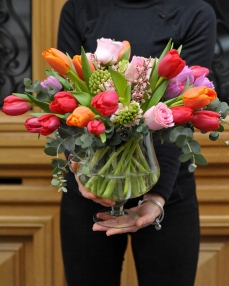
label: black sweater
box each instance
[57,0,216,204]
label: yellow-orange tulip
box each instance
[42,48,71,75]
[72,55,95,80]
[66,106,95,127]
[182,86,217,110]
[118,40,131,61]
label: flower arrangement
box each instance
[2,38,229,195]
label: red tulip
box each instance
[49,91,78,114]
[24,117,42,133]
[170,106,194,124]
[2,95,31,116]
[91,91,119,116]
[42,48,71,75]
[191,110,220,131]
[87,119,106,135]
[38,114,61,136]
[158,49,186,79]
[182,86,217,110]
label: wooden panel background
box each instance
[0,1,229,285]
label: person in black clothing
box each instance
[57,1,216,285]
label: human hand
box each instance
[93,193,165,236]
[70,161,115,207]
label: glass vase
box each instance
[77,132,160,228]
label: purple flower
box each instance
[176,66,194,85]
[194,74,215,89]
[40,76,62,91]
[164,79,184,99]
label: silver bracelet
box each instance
[138,199,164,230]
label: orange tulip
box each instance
[42,48,71,74]
[72,55,95,80]
[66,106,95,127]
[182,86,217,110]
[118,40,131,61]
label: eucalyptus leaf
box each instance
[169,126,185,142]
[23,78,32,87]
[188,163,197,172]
[194,154,208,166]
[175,134,189,148]
[179,152,193,162]
[44,146,58,156]
[63,137,77,151]
[51,158,67,168]
[51,178,60,186]
[209,131,219,141]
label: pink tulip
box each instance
[2,95,31,116]
[189,65,209,79]
[24,117,42,133]
[87,119,106,135]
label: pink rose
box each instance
[144,102,174,130]
[94,38,124,65]
[125,56,155,82]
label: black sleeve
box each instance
[57,1,82,56]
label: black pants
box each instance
[60,191,200,286]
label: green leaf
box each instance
[33,80,42,93]
[81,46,93,88]
[109,68,128,105]
[123,84,131,106]
[51,158,67,168]
[209,131,219,141]
[194,154,208,166]
[82,166,90,175]
[12,93,32,101]
[179,152,193,162]
[63,137,77,151]
[51,178,60,186]
[25,93,51,112]
[24,78,32,87]
[120,47,131,61]
[175,134,189,148]
[44,146,58,156]
[146,79,169,109]
[71,91,92,106]
[66,70,89,93]
[169,126,185,142]
[99,132,106,143]
[188,163,197,172]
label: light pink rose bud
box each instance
[144,102,174,130]
[94,38,124,65]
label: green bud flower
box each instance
[89,70,111,95]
